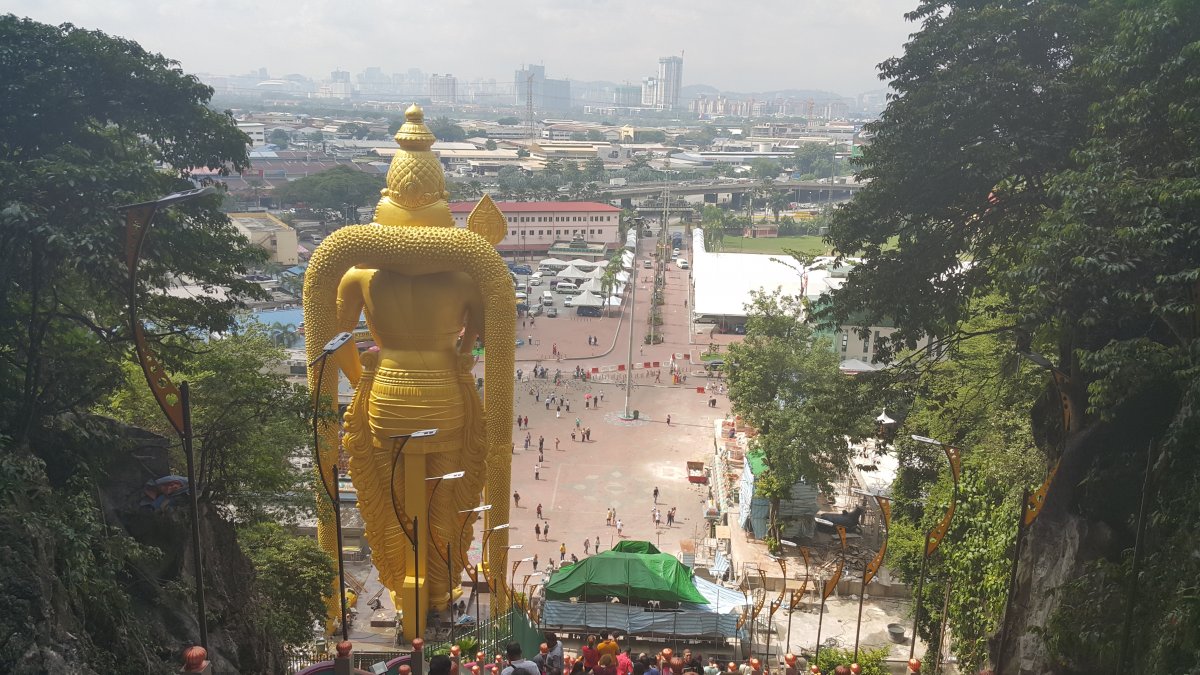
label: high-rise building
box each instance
[657,56,683,110]
[641,77,659,107]
[514,65,572,112]
[429,74,457,103]
[614,85,642,106]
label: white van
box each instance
[542,291,554,306]
[529,272,544,286]
[515,292,528,303]
[556,282,579,295]
[677,258,689,270]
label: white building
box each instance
[237,122,266,146]
[449,201,621,258]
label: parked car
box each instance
[577,306,602,317]
[547,307,559,318]
[564,296,575,307]
[508,263,533,275]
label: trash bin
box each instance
[633,410,639,420]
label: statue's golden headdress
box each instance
[375,104,451,228]
[374,103,508,245]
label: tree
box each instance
[337,122,370,140]
[766,188,791,223]
[823,0,1200,670]
[586,129,605,142]
[273,165,385,209]
[628,154,652,171]
[561,160,581,185]
[484,139,498,151]
[428,116,466,142]
[0,16,274,671]
[701,205,727,251]
[569,132,587,142]
[497,116,520,126]
[726,292,873,543]
[103,328,313,521]
[268,128,290,148]
[240,522,335,647]
[584,157,606,182]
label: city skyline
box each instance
[7,0,916,96]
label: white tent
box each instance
[580,278,605,294]
[566,258,598,270]
[556,265,590,280]
[572,290,605,307]
[538,258,568,271]
[584,267,606,279]
[621,251,634,269]
[615,270,631,283]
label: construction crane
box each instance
[526,73,536,145]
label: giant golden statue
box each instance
[304,105,515,642]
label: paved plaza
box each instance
[343,231,920,669]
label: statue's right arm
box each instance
[334,269,366,386]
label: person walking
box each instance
[666,414,671,426]
[559,542,566,561]
[571,430,576,442]
[539,448,544,462]
[537,503,543,520]
[538,435,544,452]
[544,522,550,539]
[616,519,623,537]
[653,486,660,504]
[595,535,600,552]
[606,508,612,526]
[513,491,521,507]
[534,464,540,480]
[533,554,539,571]
[584,538,591,555]
[555,437,560,451]
[534,523,542,540]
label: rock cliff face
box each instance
[0,420,281,674]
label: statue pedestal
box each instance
[398,576,430,642]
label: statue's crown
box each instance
[374,103,450,225]
[394,104,436,152]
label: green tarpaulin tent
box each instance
[544,546,706,604]
[612,540,661,555]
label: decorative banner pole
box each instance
[786,547,810,656]
[814,526,847,665]
[854,496,891,664]
[908,437,962,662]
[766,558,787,671]
[750,570,767,657]
[119,186,218,650]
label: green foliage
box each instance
[497,116,520,126]
[268,128,291,148]
[428,117,467,143]
[485,139,498,151]
[0,15,263,444]
[273,164,385,209]
[239,522,335,647]
[337,122,371,140]
[824,0,1200,669]
[102,327,312,522]
[726,292,875,540]
[812,646,889,675]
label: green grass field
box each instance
[718,235,831,256]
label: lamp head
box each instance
[910,434,943,447]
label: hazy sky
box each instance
[10,0,917,96]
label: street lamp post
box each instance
[466,524,510,642]
[388,429,441,642]
[309,332,356,639]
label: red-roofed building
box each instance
[449,201,622,259]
